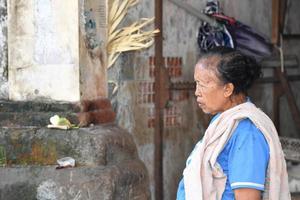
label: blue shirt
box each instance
[177,114,270,200]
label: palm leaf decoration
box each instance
[107,0,159,68]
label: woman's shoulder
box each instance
[235,118,262,134]
[231,118,269,147]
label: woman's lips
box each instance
[196,98,203,105]
[197,101,203,107]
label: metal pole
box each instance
[154,0,163,199]
[168,0,219,27]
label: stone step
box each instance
[0,100,79,113]
[0,125,137,166]
[0,100,79,127]
[0,99,116,127]
[0,112,78,127]
[0,160,150,200]
[0,123,150,199]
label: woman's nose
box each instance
[195,87,202,97]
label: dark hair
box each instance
[199,46,262,95]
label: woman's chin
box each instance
[202,110,211,114]
[199,105,209,114]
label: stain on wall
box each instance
[0,0,8,99]
[34,0,73,65]
[79,0,108,100]
[83,9,100,50]
[284,0,300,34]
[8,0,80,101]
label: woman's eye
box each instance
[197,83,204,88]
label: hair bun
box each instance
[199,47,262,94]
[244,55,262,81]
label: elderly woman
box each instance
[177,47,290,200]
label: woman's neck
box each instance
[224,94,247,111]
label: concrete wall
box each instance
[109,0,300,199]
[79,0,108,100]
[223,0,300,138]
[5,0,108,102]
[7,0,80,101]
[0,0,8,99]
[108,0,206,199]
[280,0,300,138]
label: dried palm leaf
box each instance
[107,0,159,68]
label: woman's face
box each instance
[194,59,230,115]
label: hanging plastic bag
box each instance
[197,0,234,52]
[212,13,273,62]
[197,0,273,62]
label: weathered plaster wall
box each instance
[108,0,204,199]
[79,0,108,100]
[8,0,80,101]
[280,0,300,138]
[0,0,8,99]
[223,0,300,137]
[280,38,300,138]
[109,0,300,199]
[6,0,108,102]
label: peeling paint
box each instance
[0,0,7,76]
[83,9,100,50]
[34,0,72,65]
[0,0,8,99]
[8,0,80,101]
[78,0,108,99]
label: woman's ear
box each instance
[223,83,234,97]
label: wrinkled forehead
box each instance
[194,55,222,83]
[197,55,221,70]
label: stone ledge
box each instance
[0,100,78,113]
[0,112,78,127]
[0,125,137,166]
[0,98,116,127]
[0,159,150,200]
[0,124,151,199]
